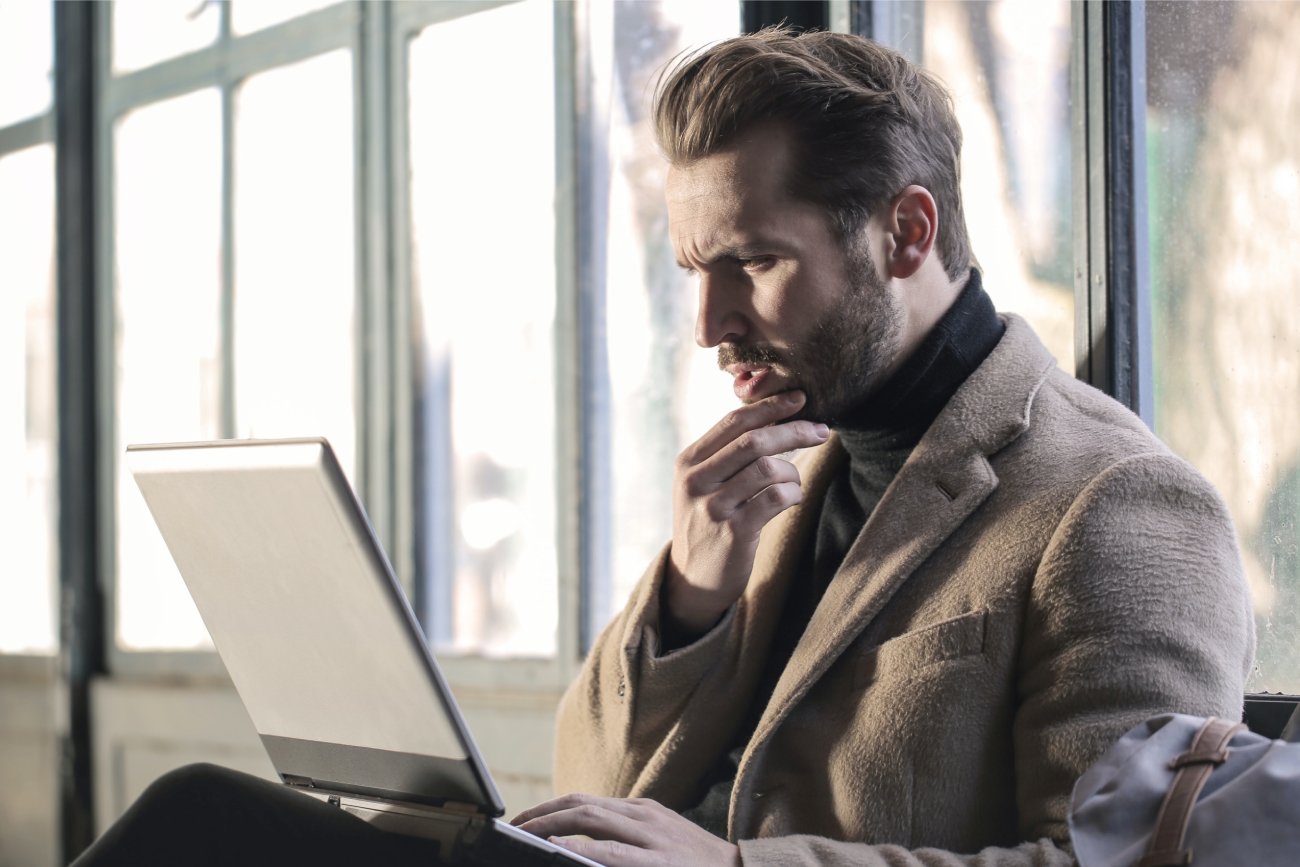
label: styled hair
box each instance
[653,27,971,280]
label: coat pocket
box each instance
[854,608,987,689]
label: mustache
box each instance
[717,342,787,370]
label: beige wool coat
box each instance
[554,315,1255,866]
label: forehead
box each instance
[664,129,815,249]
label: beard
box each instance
[717,242,904,426]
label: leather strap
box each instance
[1137,717,1245,867]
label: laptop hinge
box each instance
[439,801,485,817]
[281,774,315,788]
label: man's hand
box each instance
[511,793,741,867]
[665,390,829,637]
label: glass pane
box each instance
[921,0,1075,371]
[0,145,57,655]
[597,1,741,632]
[231,0,338,35]
[233,50,356,475]
[0,0,53,127]
[410,1,557,656]
[112,0,221,74]
[115,89,222,651]
[1146,1,1300,693]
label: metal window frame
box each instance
[742,0,828,34]
[858,0,924,62]
[54,2,104,858]
[1073,0,1154,424]
[572,0,613,657]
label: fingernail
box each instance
[784,390,805,404]
[814,423,829,438]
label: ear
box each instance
[882,185,938,280]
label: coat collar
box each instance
[730,315,1057,823]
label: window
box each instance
[113,88,223,651]
[0,3,57,656]
[0,6,60,865]
[1145,0,1300,693]
[106,1,360,660]
[915,0,1075,372]
[408,0,560,657]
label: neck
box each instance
[883,264,970,384]
[837,268,1002,436]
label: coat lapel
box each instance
[747,431,998,751]
[738,314,1058,778]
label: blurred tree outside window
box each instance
[1146,0,1300,693]
[921,0,1074,371]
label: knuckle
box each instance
[680,467,708,497]
[558,793,588,810]
[576,803,603,821]
[756,484,791,510]
[704,495,730,522]
[752,455,777,478]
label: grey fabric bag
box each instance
[1068,712,1300,866]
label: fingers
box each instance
[513,795,658,850]
[547,836,656,867]
[689,415,828,486]
[681,390,809,466]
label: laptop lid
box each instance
[126,437,505,817]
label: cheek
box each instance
[759,267,843,337]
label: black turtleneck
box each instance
[810,268,1005,594]
[681,269,1005,835]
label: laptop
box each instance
[126,437,602,867]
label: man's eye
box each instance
[738,257,775,272]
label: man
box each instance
[71,27,1251,867]
[511,28,1254,866]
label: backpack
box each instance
[1068,711,1300,866]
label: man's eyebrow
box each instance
[675,245,773,270]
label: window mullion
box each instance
[552,0,582,675]
[220,1,236,441]
[54,1,104,859]
[1075,0,1153,423]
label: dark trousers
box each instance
[70,763,443,866]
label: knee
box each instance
[138,762,240,808]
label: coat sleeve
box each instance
[553,543,742,801]
[740,452,1254,866]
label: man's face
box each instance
[666,129,903,425]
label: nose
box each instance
[694,272,749,348]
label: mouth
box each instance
[727,363,776,400]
